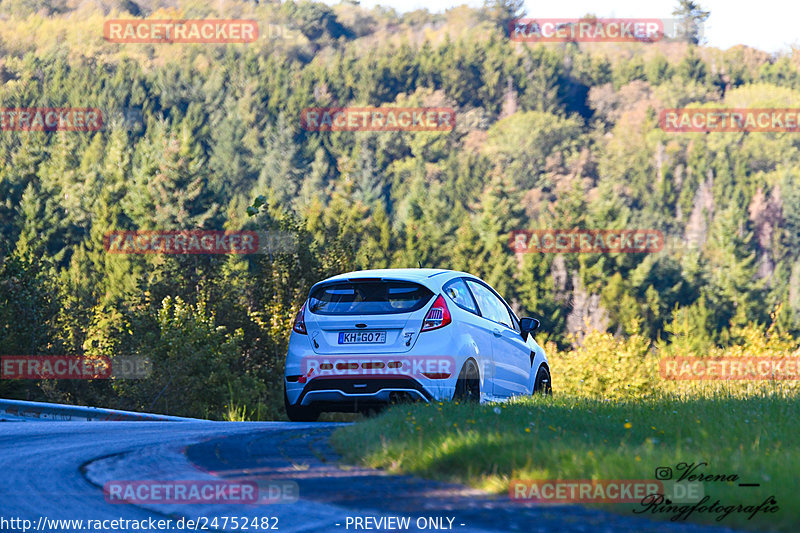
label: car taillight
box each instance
[421,295,451,332]
[292,303,307,334]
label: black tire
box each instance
[532,365,552,395]
[284,386,320,422]
[453,359,480,402]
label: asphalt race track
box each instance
[0,421,741,532]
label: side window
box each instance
[443,278,478,314]
[466,280,513,329]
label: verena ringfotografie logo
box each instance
[300,107,455,132]
[510,230,664,253]
[1,355,151,379]
[660,357,800,380]
[637,463,778,522]
[103,230,296,255]
[103,480,298,504]
[1,108,103,131]
[299,356,456,383]
[104,19,258,43]
[510,18,664,42]
[660,108,800,133]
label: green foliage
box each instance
[332,390,800,532]
[0,0,797,418]
[484,111,585,191]
[0,249,64,399]
[109,296,263,419]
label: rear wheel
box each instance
[453,359,480,402]
[532,365,552,395]
[284,386,320,422]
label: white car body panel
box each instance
[284,268,549,411]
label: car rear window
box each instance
[308,280,434,315]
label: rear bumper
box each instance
[284,328,465,409]
[286,375,453,411]
[293,377,432,411]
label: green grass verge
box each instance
[331,393,799,532]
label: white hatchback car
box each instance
[284,268,550,421]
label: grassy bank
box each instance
[331,392,798,532]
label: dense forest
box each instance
[1,0,799,418]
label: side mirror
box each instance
[520,317,540,340]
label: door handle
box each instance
[492,328,502,337]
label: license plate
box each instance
[338,331,387,344]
